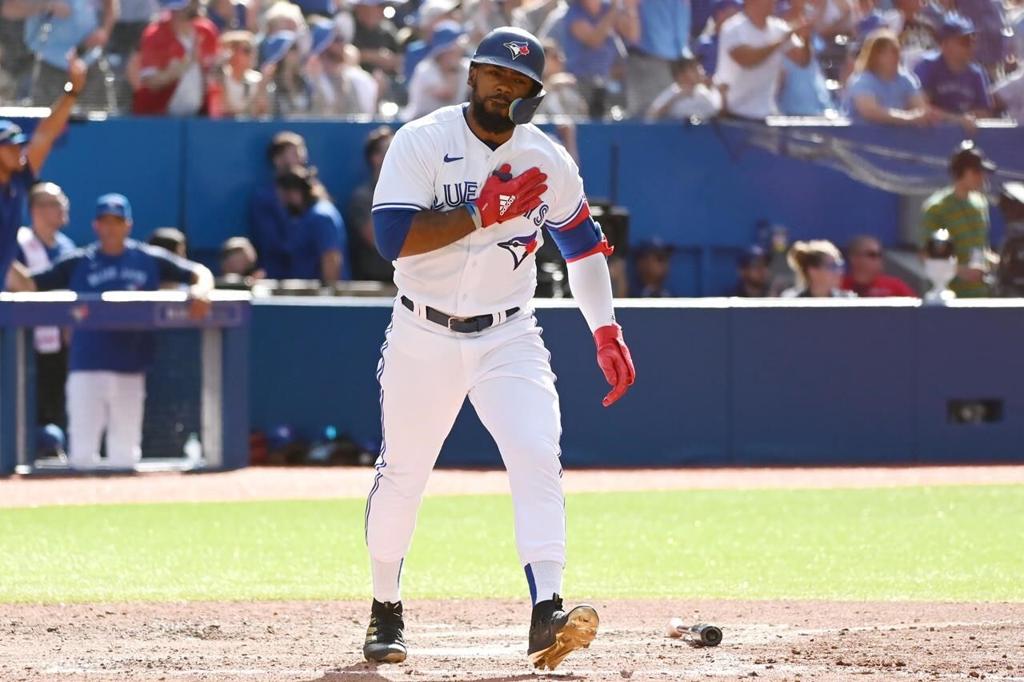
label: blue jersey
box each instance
[286,198,348,280]
[33,239,197,373]
[0,165,35,290]
[17,230,76,265]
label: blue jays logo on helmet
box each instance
[498,231,539,270]
[471,27,547,123]
[503,40,531,60]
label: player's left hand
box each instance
[188,296,212,320]
[593,323,635,407]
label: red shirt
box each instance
[133,15,219,115]
[841,274,917,297]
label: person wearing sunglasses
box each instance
[783,239,855,298]
[840,235,916,297]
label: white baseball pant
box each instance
[66,371,146,470]
[365,298,565,568]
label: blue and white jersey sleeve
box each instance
[543,146,608,262]
[32,251,84,291]
[372,124,439,214]
[142,244,198,285]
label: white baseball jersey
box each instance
[372,104,589,317]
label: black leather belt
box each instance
[401,295,519,334]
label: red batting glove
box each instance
[472,163,548,228]
[594,323,635,407]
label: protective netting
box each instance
[140,330,203,460]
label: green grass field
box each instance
[0,486,1021,604]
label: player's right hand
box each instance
[474,163,548,228]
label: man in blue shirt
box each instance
[30,193,214,471]
[275,165,347,283]
[625,0,692,116]
[250,131,309,279]
[913,14,993,117]
[17,182,76,431]
[2,57,86,292]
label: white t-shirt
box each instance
[166,33,204,116]
[373,104,589,316]
[312,65,379,115]
[714,12,791,119]
[648,82,723,120]
[402,57,470,121]
[993,70,1024,123]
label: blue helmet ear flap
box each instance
[509,90,546,125]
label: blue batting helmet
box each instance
[470,26,546,125]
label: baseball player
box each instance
[1,58,86,292]
[363,27,635,670]
[28,193,214,470]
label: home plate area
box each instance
[4,599,1021,681]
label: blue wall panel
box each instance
[248,300,1024,467]
[39,118,185,247]
[248,300,392,446]
[731,306,917,464]
[914,306,1024,462]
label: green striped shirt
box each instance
[920,188,991,297]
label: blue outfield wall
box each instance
[30,117,1023,294]
[250,299,1024,467]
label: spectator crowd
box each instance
[1,0,1024,122]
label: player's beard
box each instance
[470,91,515,135]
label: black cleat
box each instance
[362,599,407,663]
[527,594,599,670]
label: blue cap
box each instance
[308,18,337,58]
[429,20,465,57]
[0,120,28,146]
[737,244,768,267]
[95,193,133,221]
[937,13,975,41]
[260,30,298,69]
[711,0,742,15]
[159,0,191,10]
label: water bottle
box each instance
[183,432,204,470]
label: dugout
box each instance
[0,292,251,474]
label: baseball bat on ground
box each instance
[666,618,723,647]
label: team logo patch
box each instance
[498,194,515,216]
[498,231,539,270]
[503,41,530,59]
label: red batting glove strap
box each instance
[474,163,548,227]
[593,323,636,407]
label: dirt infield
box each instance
[2,466,1022,681]
[2,599,1022,681]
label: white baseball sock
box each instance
[371,558,403,604]
[526,561,563,605]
